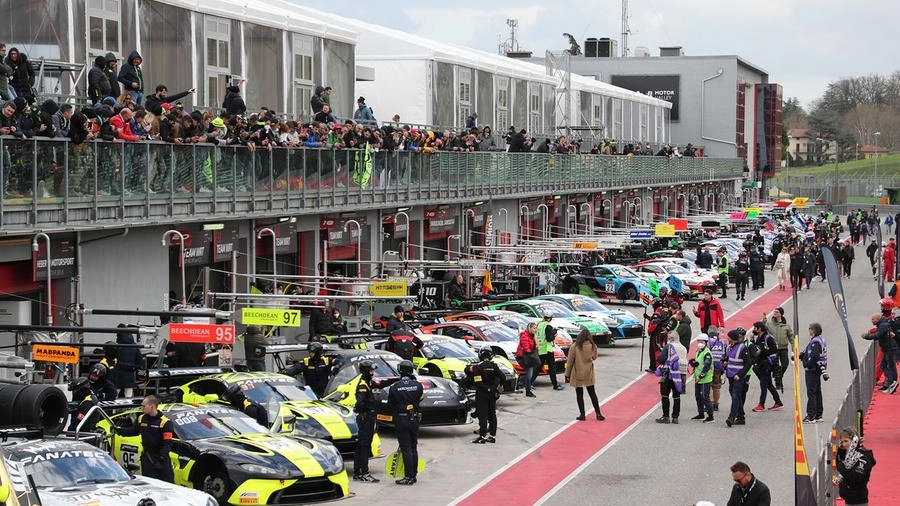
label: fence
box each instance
[809,341,878,506]
[0,136,743,232]
[775,175,900,202]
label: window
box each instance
[204,15,231,107]
[496,76,509,131]
[292,34,315,119]
[655,107,664,143]
[639,104,649,142]
[458,67,472,126]
[612,99,624,139]
[87,0,121,57]
[529,84,541,133]
[592,96,604,130]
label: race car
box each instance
[322,349,470,426]
[487,299,614,346]
[95,404,348,506]
[1,439,217,506]
[561,264,649,301]
[630,262,716,298]
[364,334,519,392]
[172,371,379,459]
[442,310,574,348]
[642,256,719,281]
[420,320,565,376]
[534,294,644,339]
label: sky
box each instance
[292,0,899,110]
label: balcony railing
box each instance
[0,137,743,233]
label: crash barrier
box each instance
[809,342,877,506]
[0,384,68,435]
[0,136,743,231]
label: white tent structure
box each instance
[285,3,671,139]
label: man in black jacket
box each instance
[726,461,771,506]
[103,53,122,100]
[862,313,898,394]
[144,84,195,116]
[117,50,144,104]
[88,55,111,104]
[836,427,875,506]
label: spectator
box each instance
[314,103,337,124]
[508,129,531,153]
[0,44,13,101]
[311,85,327,114]
[52,103,73,137]
[222,79,246,116]
[103,53,122,101]
[116,91,136,111]
[109,108,141,142]
[478,126,496,151]
[465,112,478,130]
[87,55,111,104]
[117,50,144,105]
[5,47,35,103]
[353,96,377,126]
[145,84,195,116]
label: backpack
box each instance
[544,325,557,342]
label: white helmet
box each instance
[695,333,709,342]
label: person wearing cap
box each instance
[764,307,792,392]
[689,333,715,422]
[352,359,379,483]
[723,328,756,427]
[352,96,376,126]
[655,330,687,424]
[535,310,564,391]
[715,247,730,298]
[385,306,422,360]
[387,360,423,485]
[283,342,333,397]
[734,250,750,301]
[750,321,783,412]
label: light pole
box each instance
[536,204,549,239]
[394,211,410,261]
[519,205,529,243]
[566,204,577,237]
[875,132,882,197]
[257,227,276,291]
[161,230,187,307]
[580,202,592,235]
[344,220,362,278]
[32,233,52,326]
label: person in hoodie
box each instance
[222,79,246,116]
[87,55,111,104]
[117,50,144,105]
[0,44,13,101]
[5,47,35,103]
[103,52,122,99]
[114,325,142,398]
[310,85,327,114]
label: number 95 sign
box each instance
[168,323,236,344]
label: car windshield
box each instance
[337,355,402,379]
[662,264,690,274]
[241,379,319,405]
[15,448,130,488]
[489,312,531,330]
[478,323,520,342]
[169,409,267,440]
[610,266,639,278]
[530,301,576,318]
[567,297,607,312]
[421,339,476,359]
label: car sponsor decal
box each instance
[239,491,260,504]
[283,403,352,439]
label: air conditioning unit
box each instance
[634,46,650,57]
[584,38,599,58]
[584,38,617,58]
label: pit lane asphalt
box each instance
[341,263,879,506]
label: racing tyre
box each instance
[620,285,638,301]
[13,385,68,435]
[201,467,234,505]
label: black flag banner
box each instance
[822,246,860,371]
[876,223,884,298]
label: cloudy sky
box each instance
[293,0,898,110]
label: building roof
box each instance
[284,3,670,108]
[788,129,810,138]
[859,144,890,153]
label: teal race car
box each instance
[560,264,651,302]
[487,299,614,346]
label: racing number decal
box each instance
[282,311,298,326]
[175,415,198,426]
[605,279,615,293]
[120,443,139,469]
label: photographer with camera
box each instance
[835,427,876,506]
[800,322,827,423]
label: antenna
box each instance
[621,0,631,57]
[499,18,521,56]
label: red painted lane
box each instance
[453,288,793,506]
[859,386,900,505]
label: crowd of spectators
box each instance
[1,45,704,198]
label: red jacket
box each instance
[516,331,536,358]
[109,113,140,141]
[693,298,725,329]
[885,245,896,266]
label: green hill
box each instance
[773,154,900,179]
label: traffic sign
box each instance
[629,229,653,239]
[169,323,236,344]
[32,344,79,364]
[241,308,302,327]
[370,281,408,297]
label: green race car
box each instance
[487,298,614,346]
[173,371,380,459]
[96,403,348,506]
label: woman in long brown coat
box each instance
[565,329,605,421]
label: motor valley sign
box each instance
[610,75,681,121]
[33,234,77,281]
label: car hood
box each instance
[557,317,609,333]
[37,476,213,506]
[571,310,625,326]
[279,400,356,440]
[195,432,334,477]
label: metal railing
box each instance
[0,137,743,233]
[809,342,878,506]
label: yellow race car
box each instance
[96,403,348,505]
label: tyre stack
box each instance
[0,384,68,435]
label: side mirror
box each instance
[283,415,297,432]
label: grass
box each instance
[846,196,882,204]
[773,153,900,179]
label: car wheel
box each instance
[620,285,637,300]
[201,468,233,505]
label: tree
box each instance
[783,96,808,131]
[563,33,581,56]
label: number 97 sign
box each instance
[169,323,236,344]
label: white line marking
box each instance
[445,372,648,506]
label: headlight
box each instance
[317,443,345,475]
[239,463,294,479]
